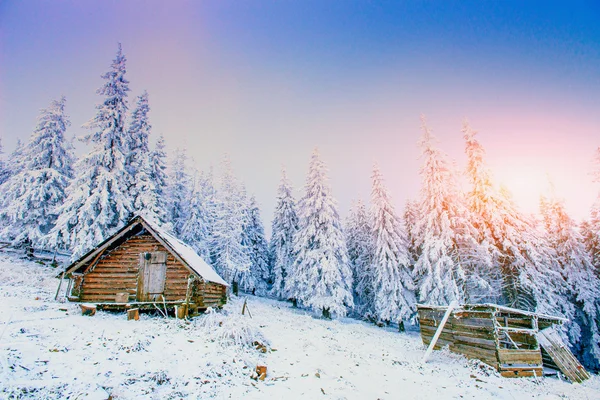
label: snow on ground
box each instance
[1,254,599,399]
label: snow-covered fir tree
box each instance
[180,170,214,260]
[370,165,416,325]
[50,44,133,257]
[0,96,74,247]
[239,195,270,295]
[0,138,8,185]
[413,117,469,306]
[211,156,251,284]
[285,149,353,318]
[463,120,567,313]
[403,199,419,259]
[126,90,158,217]
[146,135,169,224]
[345,199,375,317]
[167,148,191,237]
[584,146,600,272]
[269,168,299,299]
[541,190,600,371]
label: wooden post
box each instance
[127,308,140,321]
[422,300,458,363]
[54,272,66,301]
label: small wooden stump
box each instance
[176,305,188,319]
[256,365,267,381]
[115,292,129,303]
[80,304,96,316]
[127,308,140,321]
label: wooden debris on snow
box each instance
[80,304,96,316]
[127,308,139,321]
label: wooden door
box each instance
[137,252,167,301]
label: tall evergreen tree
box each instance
[0,138,8,185]
[269,168,299,299]
[146,135,169,224]
[541,189,600,370]
[127,91,154,212]
[167,148,191,237]
[51,44,133,257]
[413,117,468,306]
[345,199,375,317]
[180,170,214,260]
[285,149,353,318]
[0,97,74,247]
[239,195,271,295]
[370,165,416,325]
[463,120,566,313]
[211,156,251,284]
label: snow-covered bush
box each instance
[196,300,269,349]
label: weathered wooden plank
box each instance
[537,327,590,383]
[498,349,542,365]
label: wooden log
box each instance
[127,308,140,321]
[255,365,267,381]
[80,304,96,316]
[176,304,188,319]
[497,349,542,365]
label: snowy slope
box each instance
[1,254,599,399]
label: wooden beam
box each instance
[422,300,458,363]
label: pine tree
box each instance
[127,91,156,216]
[370,165,416,325]
[180,170,213,260]
[0,138,8,185]
[541,189,600,370]
[413,117,468,306]
[167,148,191,237]
[239,195,270,295]
[147,135,169,224]
[211,156,251,284]
[345,199,375,317]
[269,168,299,299]
[50,44,132,257]
[285,149,353,318]
[463,120,566,313]
[0,96,74,247]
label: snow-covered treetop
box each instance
[26,96,74,175]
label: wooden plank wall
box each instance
[77,234,225,307]
[418,306,544,376]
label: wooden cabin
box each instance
[417,304,590,383]
[62,216,228,316]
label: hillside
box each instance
[1,253,599,399]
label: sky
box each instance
[1,0,600,229]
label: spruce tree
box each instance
[211,156,251,284]
[0,138,8,185]
[0,96,74,247]
[269,168,299,299]
[147,135,169,224]
[541,190,600,370]
[345,199,375,317]
[51,44,133,257]
[239,195,270,295]
[127,91,154,213]
[167,148,191,237]
[370,165,416,325]
[285,149,353,318]
[463,120,566,313]
[180,173,212,262]
[413,117,468,306]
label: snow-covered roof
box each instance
[66,215,228,287]
[141,217,228,287]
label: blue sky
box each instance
[1,1,600,224]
